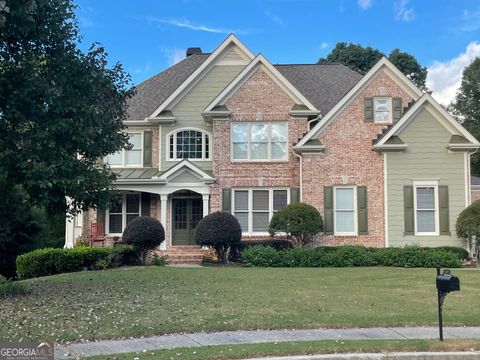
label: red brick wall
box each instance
[302,71,414,247]
[211,67,308,239]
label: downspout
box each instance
[293,150,303,202]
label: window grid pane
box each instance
[273,190,288,211]
[253,190,269,210]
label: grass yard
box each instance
[1,267,479,342]
[85,339,480,360]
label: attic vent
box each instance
[186,47,202,57]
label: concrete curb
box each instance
[245,353,480,360]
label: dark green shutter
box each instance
[97,208,106,224]
[141,192,151,217]
[364,97,374,122]
[403,185,414,235]
[357,186,368,235]
[439,185,450,235]
[324,186,334,235]
[143,131,153,167]
[393,97,403,120]
[222,188,231,212]
[290,187,300,203]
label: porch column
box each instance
[202,194,209,217]
[160,194,168,250]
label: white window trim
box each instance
[106,131,144,168]
[373,97,393,124]
[105,192,142,235]
[166,127,212,161]
[333,186,358,236]
[413,180,439,236]
[232,188,290,235]
[230,122,289,162]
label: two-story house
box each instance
[65,35,480,261]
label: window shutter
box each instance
[393,97,403,121]
[403,185,414,235]
[324,186,334,235]
[364,97,374,122]
[222,188,231,212]
[290,187,300,203]
[141,192,151,217]
[357,186,368,235]
[439,185,450,235]
[143,131,153,167]
[96,208,106,224]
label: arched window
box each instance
[168,129,210,160]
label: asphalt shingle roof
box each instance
[125,56,362,120]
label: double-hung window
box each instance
[334,187,356,235]
[231,122,287,161]
[105,132,143,167]
[107,193,141,234]
[373,98,392,123]
[414,183,438,235]
[168,129,210,160]
[233,189,289,233]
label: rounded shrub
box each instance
[122,216,165,263]
[456,200,480,238]
[194,211,242,263]
[268,202,323,246]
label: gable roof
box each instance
[295,57,424,148]
[126,54,210,120]
[276,64,362,115]
[374,93,480,150]
[204,54,319,114]
[159,159,215,184]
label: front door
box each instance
[172,198,203,245]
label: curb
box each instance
[245,352,480,359]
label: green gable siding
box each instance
[160,65,244,172]
[386,107,467,248]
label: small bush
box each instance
[151,254,168,266]
[195,211,242,263]
[16,245,139,279]
[122,216,165,263]
[0,275,25,297]
[240,245,464,268]
[268,203,323,246]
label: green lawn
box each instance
[85,339,480,360]
[1,267,479,342]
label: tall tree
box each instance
[318,43,428,90]
[450,57,480,175]
[0,0,133,214]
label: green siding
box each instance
[160,65,244,172]
[387,107,467,248]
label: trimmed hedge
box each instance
[241,245,464,268]
[16,245,140,279]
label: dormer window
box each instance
[168,129,211,161]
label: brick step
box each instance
[166,253,205,265]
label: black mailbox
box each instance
[436,272,460,293]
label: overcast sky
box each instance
[75,0,480,106]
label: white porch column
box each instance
[160,194,168,250]
[202,194,209,217]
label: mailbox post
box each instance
[435,267,460,341]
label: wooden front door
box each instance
[172,198,203,245]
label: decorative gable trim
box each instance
[158,159,215,184]
[203,54,319,114]
[374,93,480,151]
[148,34,255,119]
[295,57,424,149]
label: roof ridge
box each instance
[274,62,343,66]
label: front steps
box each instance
[162,246,211,264]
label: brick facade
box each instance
[301,71,414,247]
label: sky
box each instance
[75,0,480,106]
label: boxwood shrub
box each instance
[16,245,139,279]
[241,245,464,268]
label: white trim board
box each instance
[295,57,424,148]
[148,34,255,119]
[204,54,318,113]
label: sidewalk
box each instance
[55,326,480,358]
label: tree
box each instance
[194,211,242,263]
[0,0,133,215]
[456,200,480,259]
[268,203,323,246]
[450,58,480,175]
[318,43,428,90]
[122,216,165,263]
